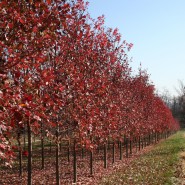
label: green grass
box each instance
[99,131,185,185]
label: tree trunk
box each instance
[90,150,93,175]
[112,142,115,164]
[139,136,141,151]
[56,126,60,185]
[67,140,70,162]
[17,133,22,177]
[41,122,44,170]
[73,139,77,183]
[119,141,122,160]
[104,143,107,168]
[27,119,32,185]
[82,148,84,159]
[142,137,144,149]
[60,143,62,152]
[130,139,132,155]
[50,140,52,153]
[24,126,26,151]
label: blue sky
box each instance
[87,0,185,96]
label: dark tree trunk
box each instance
[135,138,138,152]
[148,134,151,145]
[139,136,141,151]
[67,140,70,162]
[104,143,107,168]
[90,150,93,175]
[50,140,52,153]
[119,141,122,160]
[130,139,132,155]
[112,142,115,164]
[60,143,62,152]
[82,148,84,159]
[23,125,26,151]
[108,140,110,150]
[56,125,60,185]
[17,133,22,177]
[73,139,77,183]
[41,122,44,170]
[27,119,32,185]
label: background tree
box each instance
[172,80,185,127]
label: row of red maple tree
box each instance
[0,0,179,179]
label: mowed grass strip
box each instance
[99,131,185,185]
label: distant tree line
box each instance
[160,80,185,128]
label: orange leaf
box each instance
[19,104,26,107]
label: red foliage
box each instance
[22,150,29,157]
[0,0,179,167]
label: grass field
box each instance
[99,130,185,185]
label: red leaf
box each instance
[22,150,28,157]
[19,18,25,24]
[63,3,70,9]
[43,34,51,39]
[0,143,6,150]
[24,94,33,102]
[33,121,40,128]
[12,145,18,150]
[47,0,51,4]
[25,111,31,117]
[49,122,56,127]
[14,71,21,78]
[59,86,65,91]
[32,26,38,33]
[79,31,83,38]
[8,23,13,29]
[10,119,15,127]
